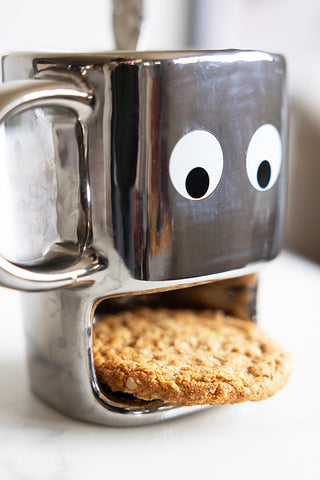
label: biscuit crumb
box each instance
[125,377,137,391]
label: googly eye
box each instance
[169,130,223,200]
[246,124,282,191]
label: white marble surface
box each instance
[0,250,319,480]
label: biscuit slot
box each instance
[94,273,258,321]
[91,274,258,412]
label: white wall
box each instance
[0,0,190,55]
[0,0,112,53]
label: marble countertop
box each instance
[0,250,319,480]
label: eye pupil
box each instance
[257,160,271,189]
[185,167,210,199]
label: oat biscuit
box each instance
[93,307,291,406]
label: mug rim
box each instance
[2,49,282,65]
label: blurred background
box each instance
[0,0,319,263]
[0,4,319,478]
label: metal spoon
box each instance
[113,0,143,50]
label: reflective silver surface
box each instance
[0,77,106,290]
[0,50,287,425]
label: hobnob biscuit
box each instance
[93,307,291,406]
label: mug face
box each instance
[2,50,286,282]
[107,51,286,280]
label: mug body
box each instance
[0,50,287,426]
[2,50,286,283]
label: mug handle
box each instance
[0,78,107,291]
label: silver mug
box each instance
[0,50,286,426]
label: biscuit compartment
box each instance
[91,274,258,411]
[94,273,257,320]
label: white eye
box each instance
[169,130,223,200]
[246,124,282,191]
